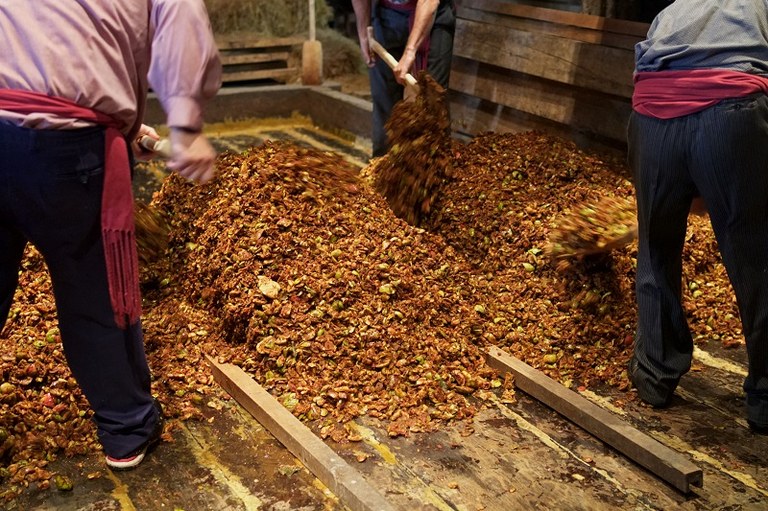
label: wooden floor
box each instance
[15,396,344,511]
[11,122,768,511]
[334,339,768,510]
[14,337,767,511]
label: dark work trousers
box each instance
[370,1,455,157]
[0,122,159,458]
[628,94,768,427]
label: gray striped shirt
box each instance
[636,0,768,76]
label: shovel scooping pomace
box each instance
[367,26,419,100]
[545,195,708,261]
[546,196,638,260]
[134,135,172,265]
[368,71,452,225]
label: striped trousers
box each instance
[628,93,768,427]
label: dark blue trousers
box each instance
[0,122,159,458]
[628,94,768,427]
[369,1,455,157]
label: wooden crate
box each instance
[217,35,304,84]
[450,0,650,148]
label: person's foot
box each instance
[628,356,674,408]
[105,445,151,470]
[105,400,164,470]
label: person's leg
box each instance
[691,95,768,430]
[425,1,456,90]
[628,111,698,406]
[370,7,410,157]
[0,125,28,330]
[0,225,25,331]
[7,126,161,459]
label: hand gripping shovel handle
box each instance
[366,26,419,91]
[138,135,172,159]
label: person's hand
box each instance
[358,30,375,67]
[393,46,417,85]
[167,128,217,184]
[131,124,161,161]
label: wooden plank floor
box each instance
[15,391,345,511]
[12,122,768,511]
[296,340,768,510]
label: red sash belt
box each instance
[633,69,768,119]
[0,89,140,329]
[379,0,415,10]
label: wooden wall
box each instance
[449,0,650,150]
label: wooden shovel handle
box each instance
[138,135,172,159]
[366,26,419,89]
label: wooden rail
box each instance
[207,355,396,511]
[486,346,704,493]
[450,0,650,147]
[216,35,304,84]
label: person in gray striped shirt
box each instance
[628,0,768,434]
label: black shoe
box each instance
[105,399,164,470]
[628,356,674,408]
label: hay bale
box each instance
[205,0,332,36]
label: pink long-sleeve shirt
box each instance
[0,0,222,138]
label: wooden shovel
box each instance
[301,0,323,85]
[546,195,708,260]
[134,135,172,264]
[546,196,638,259]
[138,135,171,159]
[366,26,419,98]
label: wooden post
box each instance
[302,0,323,85]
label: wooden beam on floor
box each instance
[486,346,703,493]
[206,356,396,511]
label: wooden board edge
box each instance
[485,346,704,493]
[220,52,292,66]
[206,355,397,511]
[459,0,650,38]
[220,68,298,84]
[458,6,642,51]
[216,35,305,50]
[453,19,636,98]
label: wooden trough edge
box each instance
[485,346,704,493]
[206,355,396,511]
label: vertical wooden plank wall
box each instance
[449,0,650,148]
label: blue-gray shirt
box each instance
[635,0,768,76]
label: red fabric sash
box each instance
[0,89,141,329]
[633,69,768,119]
[379,0,415,11]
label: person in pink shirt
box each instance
[0,0,222,469]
